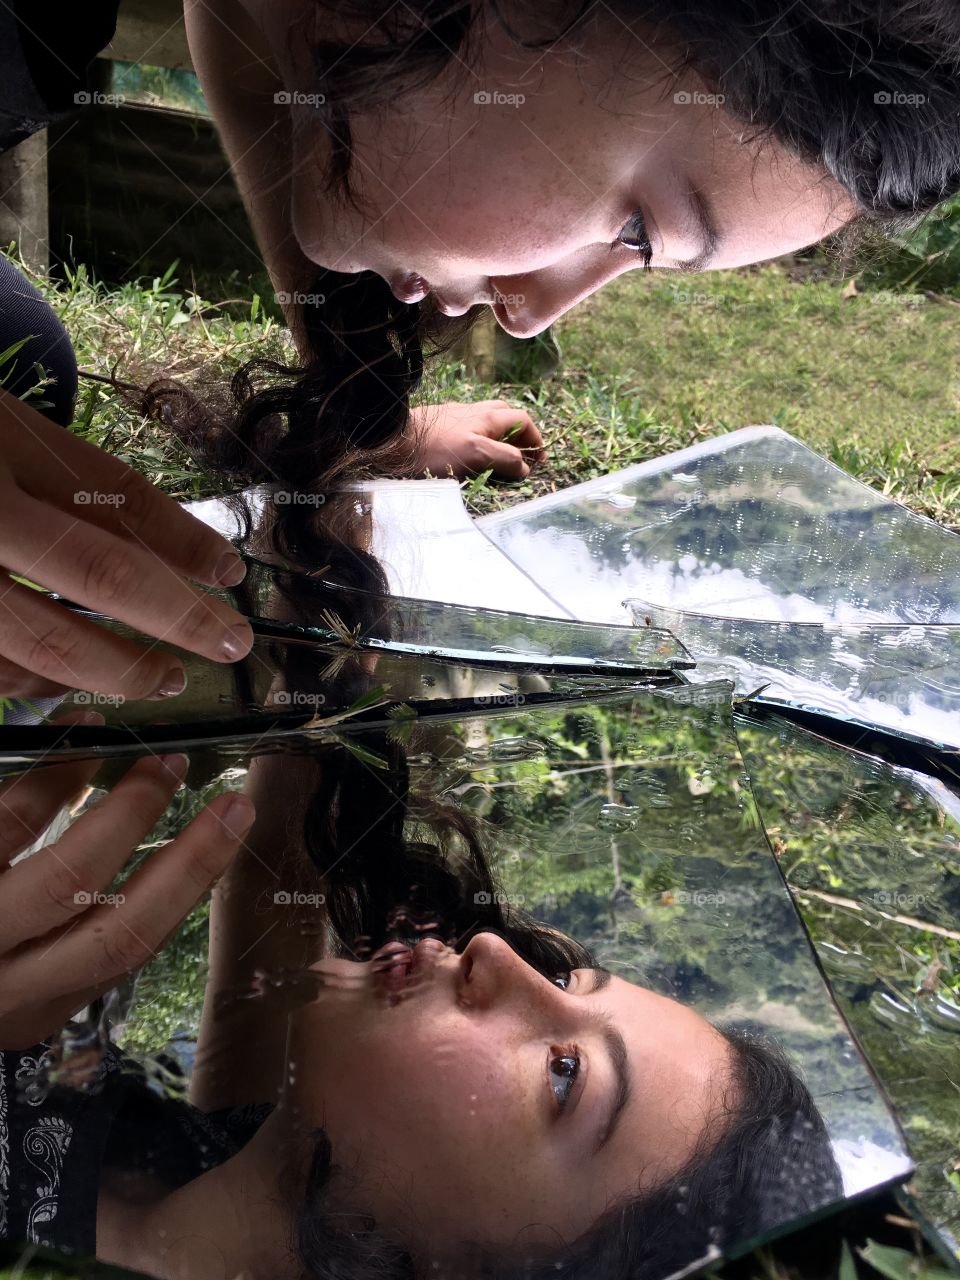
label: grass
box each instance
[551,263,960,468]
[8,250,959,533]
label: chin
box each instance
[493,305,550,338]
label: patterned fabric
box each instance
[0,1039,273,1259]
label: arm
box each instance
[189,750,329,1111]
[184,0,315,352]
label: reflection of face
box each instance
[286,933,733,1262]
[264,7,857,337]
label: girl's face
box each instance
[285,932,732,1264]
[268,7,858,336]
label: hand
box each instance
[0,389,254,704]
[409,399,545,479]
[0,717,255,1050]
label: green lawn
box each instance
[13,249,958,531]
[553,264,960,465]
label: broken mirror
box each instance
[735,708,960,1261]
[3,436,955,1280]
[476,427,960,750]
[0,673,913,1280]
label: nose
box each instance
[458,931,569,1016]
[492,248,642,338]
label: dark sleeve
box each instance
[0,1,120,152]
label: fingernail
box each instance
[214,551,247,587]
[147,667,187,700]
[78,710,105,726]
[157,752,189,780]
[220,622,253,662]
[220,792,255,837]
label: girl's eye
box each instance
[552,971,572,990]
[615,210,653,268]
[549,1053,581,1109]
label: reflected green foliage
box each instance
[737,716,960,1252]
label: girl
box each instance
[1,0,959,704]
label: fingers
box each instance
[0,712,104,868]
[1,390,247,589]
[0,651,71,700]
[0,576,189,699]
[29,788,255,993]
[1,489,253,668]
[476,402,545,460]
[468,437,532,480]
[0,753,188,952]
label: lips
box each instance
[370,938,444,1005]
[370,941,414,1003]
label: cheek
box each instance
[322,1017,528,1148]
[711,142,855,266]
[345,114,596,272]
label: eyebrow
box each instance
[672,185,721,274]
[586,968,633,1155]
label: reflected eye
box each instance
[614,210,653,268]
[552,970,573,990]
[549,1052,580,1109]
